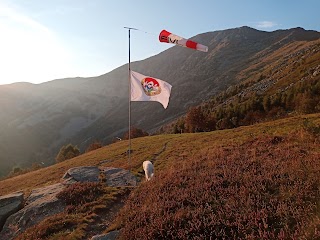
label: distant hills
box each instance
[0,26,320,176]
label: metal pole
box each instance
[128,28,131,171]
[124,27,137,171]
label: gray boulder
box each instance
[0,166,135,239]
[0,183,65,240]
[91,230,119,240]
[0,192,24,231]
[62,166,100,184]
[103,167,137,187]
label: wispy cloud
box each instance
[256,21,278,29]
[0,2,51,34]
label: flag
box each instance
[131,71,172,109]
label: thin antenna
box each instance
[124,27,138,31]
[124,27,157,36]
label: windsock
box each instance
[159,30,208,52]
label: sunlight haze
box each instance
[0,0,319,85]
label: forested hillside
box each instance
[162,39,320,133]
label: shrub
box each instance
[116,135,320,239]
[12,166,22,174]
[302,118,320,138]
[123,127,149,140]
[7,166,25,178]
[85,141,103,153]
[18,184,131,240]
[15,213,84,240]
[5,162,44,179]
[56,144,80,163]
[57,182,104,206]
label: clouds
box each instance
[256,21,278,29]
[0,2,50,34]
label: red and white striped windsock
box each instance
[159,30,208,52]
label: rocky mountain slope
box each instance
[0,26,319,176]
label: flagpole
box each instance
[124,27,138,171]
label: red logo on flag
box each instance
[141,77,162,96]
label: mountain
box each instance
[161,29,320,133]
[0,26,320,176]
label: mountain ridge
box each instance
[0,26,320,176]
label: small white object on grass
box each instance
[143,161,154,181]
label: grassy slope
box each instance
[0,113,319,197]
[115,114,320,239]
[0,113,319,239]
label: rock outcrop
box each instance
[0,192,24,231]
[91,230,119,240]
[103,167,137,187]
[0,166,137,239]
[0,183,65,240]
[61,166,100,184]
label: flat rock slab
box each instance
[26,182,64,204]
[0,183,65,240]
[0,192,24,231]
[91,230,119,240]
[0,166,135,239]
[103,167,137,187]
[62,166,100,184]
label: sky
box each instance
[0,0,319,85]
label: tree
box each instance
[173,124,179,134]
[296,92,317,114]
[240,111,265,125]
[263,96,271,112]
[12,166,22,175]
[216,118,233,130]
[31,162,43,170]
[56,144,80,163]
[204,115,217,131]
[173,118,185,134]
[85,140,103,153]
[123,127,149,140]
[7,166,24,177]
[185,106,206,132]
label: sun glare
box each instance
[0,4,73,85]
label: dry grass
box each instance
[16,183,131,240]
[0,113,319,239]
[0,113,319,197]
[116,132,320,239]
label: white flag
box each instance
[131,71,172,109]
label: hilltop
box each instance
[0,26,320,177]
[0,113,319,239]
